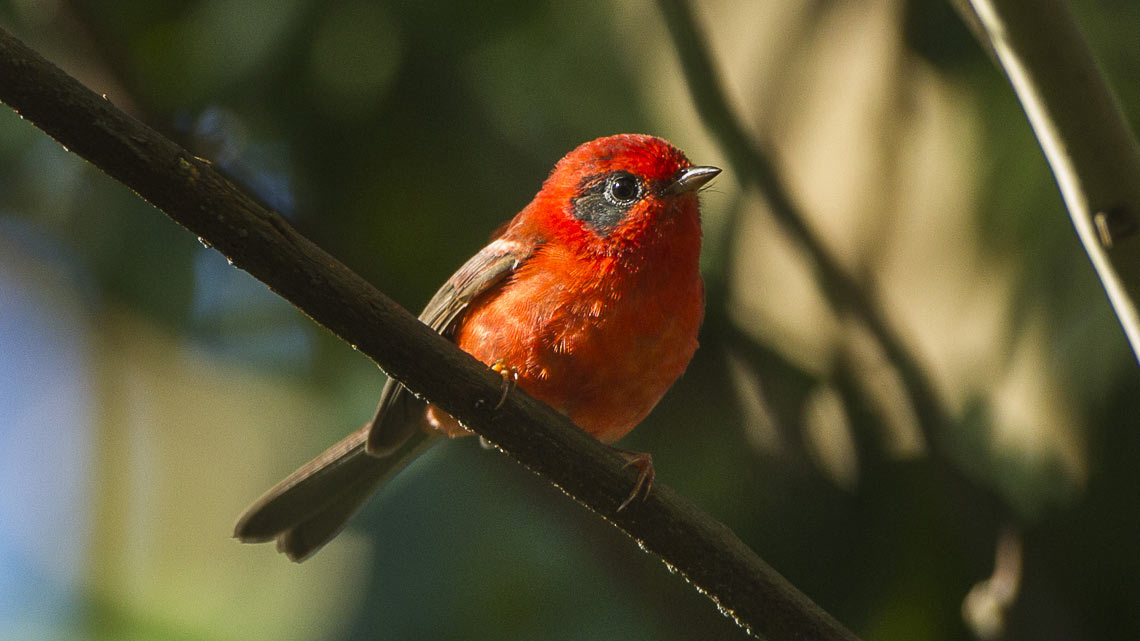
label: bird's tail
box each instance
[233,423,439,561]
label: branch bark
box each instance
[0,26,860,641]
[958,0,1140,365]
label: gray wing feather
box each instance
[364,244,525,455]
[233,237,531,561]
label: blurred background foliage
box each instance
[2,0,1139,639]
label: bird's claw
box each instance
[615,450,655,512]
[491,361,519,410]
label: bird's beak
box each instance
[664,165,721,195]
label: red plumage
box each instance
[235,134,719,560]
[438,135,707,443]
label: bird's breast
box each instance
[452,241,703,443]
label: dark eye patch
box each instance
[571,170,645,235]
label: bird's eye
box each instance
[571,171,645,235]
[606,172,642,205]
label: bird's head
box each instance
[526,134,720,256]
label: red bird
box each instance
[235,134,720,560]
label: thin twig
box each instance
[957,0,1140,366]
[0,26,860,641]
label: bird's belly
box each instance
[445,270,703,443]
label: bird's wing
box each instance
[364,236,533,455]
[234,236,536,561]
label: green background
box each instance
[2,1,1139,639]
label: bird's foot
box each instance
[614,449,655,512]
[490,361,519,410]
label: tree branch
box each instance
[0,27,860,641]
[956,0,1140,366]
